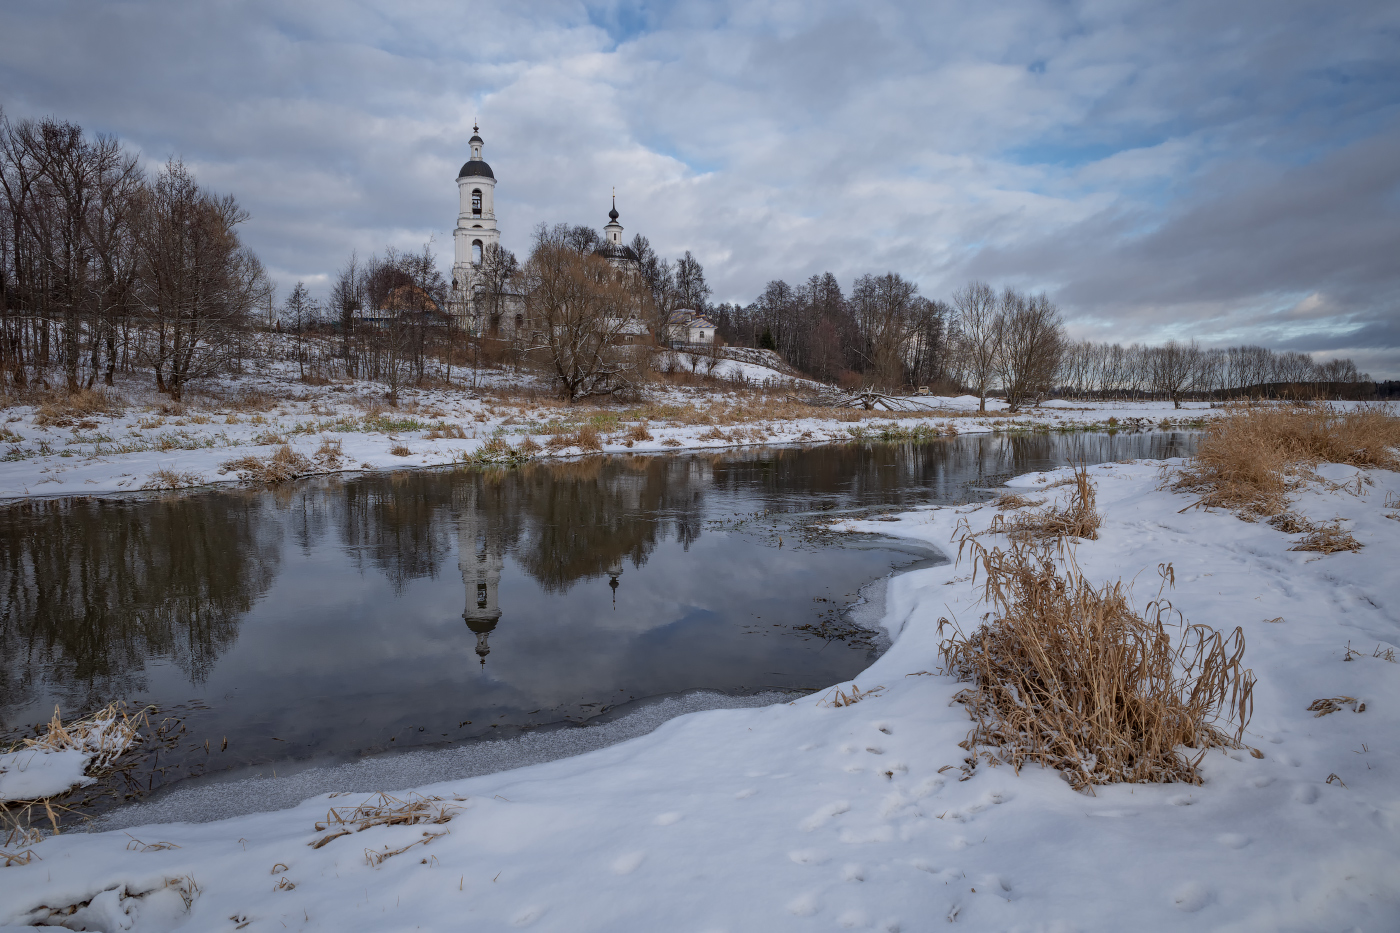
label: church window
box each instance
[472,240,483,265]
[476,583,488,608]
[472,189,482,216]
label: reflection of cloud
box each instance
[4,0,1397,372]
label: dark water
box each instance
[0,431,1194,813]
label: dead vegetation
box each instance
[1289,520,1363,554]
[980,464,1101,541]
[141,468,205,490]
[817,684,885,708]
[1307,696,1364,716]
[2,702,150,848]
[308,792,464,865]
[938,535,1255,792]
[31,388,125,427]
[1174,405,1400,518]
[220,444,313,484]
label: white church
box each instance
[450,126,646,342]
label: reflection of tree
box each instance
[0,492,280,709]
[339,472,455,592]
[509,457,710,592]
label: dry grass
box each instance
[939,536,1255,791]
[546,423,604,452]
[32,388,124,427]
[3,702,149,845]
[308,792,463,860]
[425,422,468,440]
[1307,696,1363,716]
[314,435,343,467]
[817,684,885,708]
[983,464,1101,541]
[220,444,312,484]
[141,468,205,490]
[389,444,413,457]
[1175,405,1400,518]
[228,387,278,412]
[625,421,654,443]
[994,493,1046,511]
[1290,520,1363,554]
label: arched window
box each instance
[471,189,483,216]
[472,240,483,265]
[514,313,524,328]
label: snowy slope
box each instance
[2,459,1396,930]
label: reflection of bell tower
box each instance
[459,507,504,666]
[606,559,623,609]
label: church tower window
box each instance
[472,240,483,265]
[472,189,482,216]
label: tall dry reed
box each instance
[939,536,1254,791]
[1175,405,1400,517]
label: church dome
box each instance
[595,240,639,263]
[458,160,495,180]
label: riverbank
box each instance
[2,453,1396,930]
[0,353,1260,500]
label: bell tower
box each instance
[452,123,499,325]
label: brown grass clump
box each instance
[221,444,312,484]
[1290,520,1363,554]
[939,536,1255,791]
[625,421,654,443]
[309,792,463,856]
[1175,406,1400,517]
[141,468,205,490]
[229,387,278,412]
[32,388,124,426]
[661,437,682,447]
[984,464,1100,541]
[389,444,413,457]
[546,424,604,452]
[315,435,343,467]
[425,422,468,440]
[994,492,1046,511]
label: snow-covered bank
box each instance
[0,351,1251,500]
[3,458,1397,930]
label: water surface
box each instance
[0,431,1194,815]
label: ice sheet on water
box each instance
[87,690,797,831]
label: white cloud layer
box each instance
[3,0,1397,375]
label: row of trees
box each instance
[0,111,271,399]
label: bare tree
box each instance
[522,223,647,401]
[1147,339,1201,409]
[281,281,317,381]
[994,289,1065,411]
[951,281,1000,412]
[134,159,269,400]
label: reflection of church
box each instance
[458,504,504,666]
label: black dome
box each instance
[458,160,495,180]
[595,241,639,263]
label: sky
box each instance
[2,0,1397,377]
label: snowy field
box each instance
[0,346,1248,501]
[2,454,1396,930]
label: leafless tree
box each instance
[994,289,1064,411]
[134,159,269,400]
[951,281,1000,411]
[522,223,647,401]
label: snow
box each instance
[3,453,1397,930]
[0,747,93,802]
[0,712,136,803]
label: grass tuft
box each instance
[1175,406,1400,518]
[939,535,1254,792]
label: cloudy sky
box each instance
[3,1,1397,376]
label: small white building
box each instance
[666,309,718,346]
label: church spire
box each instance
[604,189,623,244]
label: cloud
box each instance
[3,0,1397,376]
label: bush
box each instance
[939,536,1254,791]
[1175,405,1400,517]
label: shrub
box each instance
[389,444,413,457]
[1175,406,1400,517]
[939,536,1255,791]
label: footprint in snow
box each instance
[611,851,646,875]
[800,801,851,831]
[1167,795,1194,806]
[838,909,870,927]
[789,849,829,865]
[512,905,547,926]
[652,812,683,826]
[873,722,893,735]
[787,892,821,916]
[1294,784,1320,805]
[842,863,865,882]
[1171,882,1212,912]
